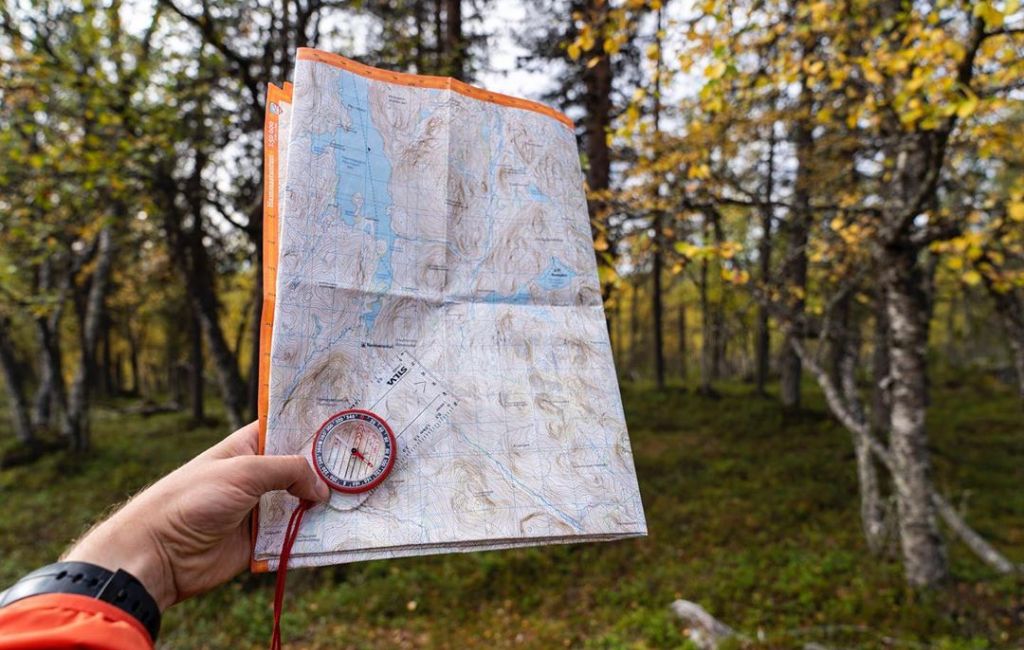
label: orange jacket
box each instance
[0,593,153,649]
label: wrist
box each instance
[64,515,176,611]
[0,561,163,642]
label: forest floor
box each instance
[0,377,1021,649]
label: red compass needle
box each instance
[350,447,374,468]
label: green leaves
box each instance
[0,1,173,318]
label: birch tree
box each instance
[0,1,161,450]
[664,0,1023,586]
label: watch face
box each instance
[311,409,396,494]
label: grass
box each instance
[0,379,1021,649]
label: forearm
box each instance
[64,507,176,612]
[0,421,327,649]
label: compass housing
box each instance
[311,409,397,494]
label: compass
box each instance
[311,409,396,494]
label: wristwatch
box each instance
[0,561,161,641]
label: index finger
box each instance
[200,421,261,461]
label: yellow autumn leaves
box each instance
[932,214,1024,293]
[671,241,750,285]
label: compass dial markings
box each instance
[312,409,396,494]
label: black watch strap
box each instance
[0,561,161,642]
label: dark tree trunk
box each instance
[126,324,140,396]
[171,365,185,408]
[159,161,248,430]
[580,2,615,309]
[182,203,238,428]
[871,288,892,435]
[616,292,626,369]
[981,277,1024,406]
[698,213,715,395]
[31,258,71,433]
[31,320,55,431]
[652,238,665,389]
[629,277,640,375]
[166,317,183,407]
[580,6,611,197]
[33,314,70,436]
[0,320,37,447]
[433,0,444,70]
[945,284,960,370]
[711,294,726,381]
[30,265,52,430]
[755,171,773,394]
[114,353,124,394]
[609,295,619,361]
[188,257,248,429]
[247,285,261,421]
[144,0,334,431]
[779,226,810,403]
[828,293,852,390]
[413,0,427,72]
[780,101,813,410]
[650,7,665,390]
[189,305,205,424]
[961,277,977,359]
[678,303,688,382]
[882,244,947,587]
[443,0,464,80]
[101,314,114,397]
[709,209,726,381]
[699,265,713,393]
[31,352,52,430]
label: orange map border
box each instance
[252,82,291,574]
[296,48,574,130]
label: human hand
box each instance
[64,421,330,610]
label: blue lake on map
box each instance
[310,71,398,331]
[536,257,575,290]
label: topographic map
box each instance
[253,49,646,571]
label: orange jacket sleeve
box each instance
[0,593,153,650]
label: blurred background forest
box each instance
[1,0,1023,648]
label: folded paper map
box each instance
[252,49,646,571]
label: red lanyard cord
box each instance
[270,499,314,650]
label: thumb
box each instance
[228,455,331,503]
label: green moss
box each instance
[0,382,1020,649]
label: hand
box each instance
[64,421,330,610]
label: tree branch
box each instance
[789,338,1019,575]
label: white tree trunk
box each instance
[30,257,73,434]
[837,323,887,554]
[789,339,1017,575]
[67,227,115,451]
[882,251,947,587]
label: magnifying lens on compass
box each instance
[311,409,397,494]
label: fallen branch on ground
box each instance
[670,601,938,649]
[669,600,738,649]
